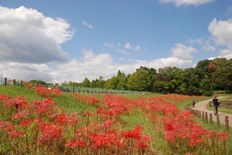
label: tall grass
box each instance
[0,85,231,154]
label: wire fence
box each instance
[0,77,143,95]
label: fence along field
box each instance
[0,78,231,154]
[1,77,142,95]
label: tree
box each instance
[116,70,127,90]
[81,78,91,87]
[211,59,232,91]
[29,80,46,86]
[154,67,181,94]
[104,76,118,89]
[91,76,105,88]
[178,68,203,95]
[127,66,156,91]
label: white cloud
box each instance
[208,18,232,59]
[0,62,54,82]
[1,44,196,83]
[82,21,94,29]
[50,49,128,83]
[171,43,197,60]
[0,6,73,63]
[0,6,197,84]
[160,0,213,6]
[124,42,141,51]
[189,38,216,51]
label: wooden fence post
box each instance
[13,79,16,86]
[210,113,213,124]
[4,77,7,86]
[216,115,220,127]
[202,111,204,120]
[225,116,229,131]
[205,112,208,123]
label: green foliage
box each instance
[29,79,47,86]
[127,66,155,91]
[17,58,232,96]
[81,77,91,87]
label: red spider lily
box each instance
[88,130,118,149]
[54,113,79,126]
[35,85,63,97]
[74,93,100,106]
[101,119,114,129]
[86,96,100,105]
[0,121,15,131]
[8,130,25,138]
[103,94,134,112]
[4,96,29,112]
[20,120,32,127]
[84,111,93,116]
[38,123,64,144]
[33,97,57,114]
[95,94,135,120]
[163,110,210,148]
[208,131,218,139]
[75,127,87,139]
[136,135,152,149]
[65,139,87,148]
[12,110,29,119]
[33,117,44,124]
[165,94,191,102]
[122,125,143,140]
[164,123,174,131]
[0,94,11,101]
[218,132,228,141]
[146,97,180,116]
[23,82,33,88]
[0,121,24,139]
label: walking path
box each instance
[192,98,232,127]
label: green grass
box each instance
[0,85,98,113]
[0,85,42,102]
[52,93,97,113]
[194,117,232,155]
[1,85,232,154]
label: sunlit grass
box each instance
[1,85,231,154]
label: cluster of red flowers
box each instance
[95,94,136,120]
[0,92,229,155]
[135,96,228,154]
[165,94,199,102]
[35,85,63,97]
[23,82,33,88]
[0,93,153,154]
[74,93,100,106]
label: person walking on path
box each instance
[192,99,195,108]
[212,96,220,115]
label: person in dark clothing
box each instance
[192,99,195,107]
[212,96,220,115]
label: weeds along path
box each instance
[193,98,232,127]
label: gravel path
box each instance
[192,98,232,127]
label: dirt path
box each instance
[192,98,232,127]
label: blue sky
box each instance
[0,0,232,83]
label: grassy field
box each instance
[0,85,231,155]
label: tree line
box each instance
[60,58,232,96]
